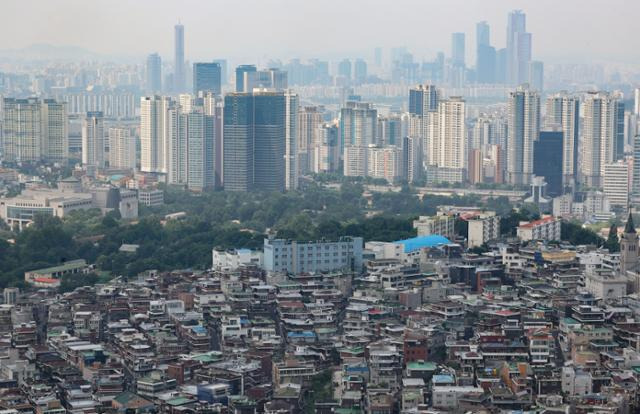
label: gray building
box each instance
[193,62,221,95]
[146,53,162,93]
[223,91,287,192]
[263,236,363,274]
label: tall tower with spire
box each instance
[620,212,639,275]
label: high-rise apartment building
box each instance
[167,97,216,192]
[108,127,136,170]
[42,99,68,163]
[632,135,640,206]
[174,24,185,92]
[193,62,222,95]
[426,97,466,183]
[82,111,106,168]
[146,53,162,94]
[298,106,323,175]
[451,33,465,68]
[603,161,630,210]
[340,101,377,177]
[581,92,617,188]
[313,124,339,174]
[1,98,68,163]
[284,91,299,191]
[140,96,172,174]
[545,93,579,188]
[367,146,402,183]
[507,86,540,185]
[409,84,439,117]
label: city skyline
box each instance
[1,0,639,65]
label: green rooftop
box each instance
[407,361,437,371]
[28,259,86,275]
[166,397,193,406]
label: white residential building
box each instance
[413,214,455,239]
[581,92,617,188]
[517,215,561,242]
[603,161,630,210]
[468,212,501,248]
[82,111,106,168]
[367,146,402,183]
[507,86,540,185]
[140,96,171,174]
[108,127,136,170]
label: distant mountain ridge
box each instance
[0,44,137,63]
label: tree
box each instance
[604,223,620,252]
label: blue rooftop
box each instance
[191,326,207,334]
[287,331,316,338]
[432,374,455,384]
[394,235,452,253]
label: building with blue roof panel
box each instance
[394,235,452,253]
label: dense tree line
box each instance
[0,183,605,289]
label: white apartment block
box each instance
[367,146,402,183]
[581,92,617,188]
[468,212,501,248]
[108,127,136,170]
[603,161,630,210]
[140,96,171,174]
[413,214,455,239]
[517,215,561,242]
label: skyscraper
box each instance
[174,24,185,92]
[426,97,466,183]
[235,65,257,92]
[409,84,439,117]
[340,101,377,177]
[285,91,299,191]
[298,106,323,175]
[476,21,496,84]
[581,92,617,188]
[42,99,68,163]
[507,86,540,185]
[533,131,563,197]
[603,161,630,210]
[223,91,287,192]
[82,111,106,168]
[140,96,171,173]
[338,59,352,81]
[213,59,228,85]
[451,33,465,68]
[529,61,544,91]
[193,62,222,95]
[354,59,367,84]
[2,98,68,163]
[615,100,626,160]
[223,93,253,191]
[545,93,579,189]
[108,127,136,170]
[167,98,216,191]
[477,21,490,47]
[506,10,531,85]
[146,53,162,94]
[635,88,640,116]
[632,135,640,206]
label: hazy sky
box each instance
[1,0,637,64]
